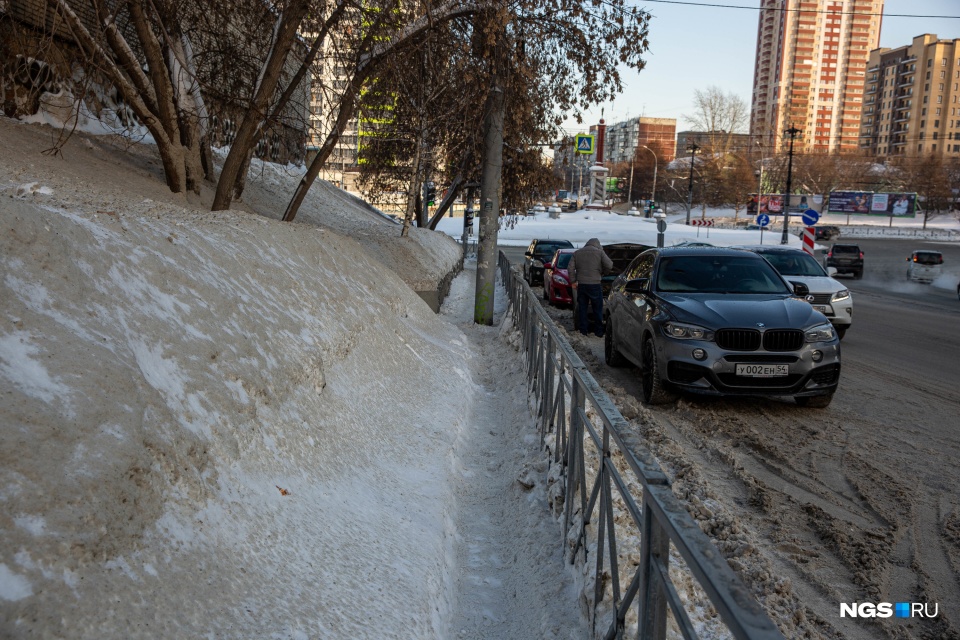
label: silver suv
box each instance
[604,248,841,408]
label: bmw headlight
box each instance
[831,289,850,302]
[664,321,714,340]
[552,274,568,285]
[532,259,543,268]
[805,323,836,343]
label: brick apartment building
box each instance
[750,0,882,153]
[859,34,960,158]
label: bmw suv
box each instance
[604,247,841,407]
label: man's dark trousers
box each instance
[577,284,604,337]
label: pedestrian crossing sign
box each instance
[575,134,595,155]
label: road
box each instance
[499,238,960,639]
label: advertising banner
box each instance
[873,193,917,217]
[748,194,821,215]
[828,191,872,214]
[827,191,916,217]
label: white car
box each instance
[734,245,853,339]
[906,250,943,284]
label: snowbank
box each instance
[0,117,472,637]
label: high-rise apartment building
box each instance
[751,0,883,153]
[859,34,960,158]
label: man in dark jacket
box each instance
[569,238,613,337]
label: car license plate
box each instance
[813,305,828,313]
[736,364,789,377]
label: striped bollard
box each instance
[802,227,815,255]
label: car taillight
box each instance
[827,251,833,257]
[859,252,864,259]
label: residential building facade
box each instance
[859,34,960,158]
[676,131,753,156]
[750,0,882,153]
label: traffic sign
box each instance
[688,219,714,227]
[801,209,820,226]
[756,214,770,227]
[575,134,595,155]
[656,218,667,233]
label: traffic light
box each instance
[424,181,436,206]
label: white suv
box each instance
[906,250,943,284]
[734,246,853,339]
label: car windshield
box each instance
[914,252,942,265]
[656,255,792,294]
[554,253,572,268]
[833,245,859,254]
[534,242,571,257]
[757,251,826,277]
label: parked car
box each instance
[571,242,651,332]
[523,239,574,286]
[604,247,840,407]
[824,243,864,279]
[735,246,852,339]
[815,225,841,240]
[543,248,576,306]
[905,250,944,284]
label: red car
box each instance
[543,248,576,306]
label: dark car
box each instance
[824,243,864,278]
[604,247,841,408]
[543,248,576,306]
[815,225,841,241]
[523,239,574,286]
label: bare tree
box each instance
[685,86,748,157]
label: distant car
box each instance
[543,248,576,306]
[604,247,840,407]
[815,225,841,240]
[671,240,715,248]
[735,246,853,339]
[906,250,943,284]
[523,239,574,286]
[824,243,864,279]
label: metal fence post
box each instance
[638,487,669,640]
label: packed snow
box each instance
[0,116,588,638]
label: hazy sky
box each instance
[561,0,960,135]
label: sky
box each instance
[562,0,960,136]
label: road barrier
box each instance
[497,251,784,640]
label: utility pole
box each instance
[642,145,657,214]
[474,73,505,326]
[685,142,700,225]
[781,126,801,245]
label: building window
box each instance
[921,120,926,128]
[935,120,940,127]
[934,132,939,139]
[938,108,943,115]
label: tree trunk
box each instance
[212,0,312,211]
[401,141,423,237]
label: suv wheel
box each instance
[604,318,626,367]
[641,338,678,405]
[795,393,833,408]
[854,269,863,280]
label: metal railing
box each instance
[497,251,784,640]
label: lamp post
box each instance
[755,139,764,219]
[781,126,801,245]
[685,142,700,225]
[641,145,658,213]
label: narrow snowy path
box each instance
[441,265,588,639]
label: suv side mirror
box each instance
[543,262,552,270]
[524,251,532,257]
[791,281,810,297]
[624,278,649,294]
[826,266,838,276]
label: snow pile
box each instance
[0,117,475,637]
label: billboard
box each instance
[827,192,916,217]
[747,194,821,215]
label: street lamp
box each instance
[641,145,658,214]
[781,126,801,245]
[755,139,764,219]
[685,142,700,225]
